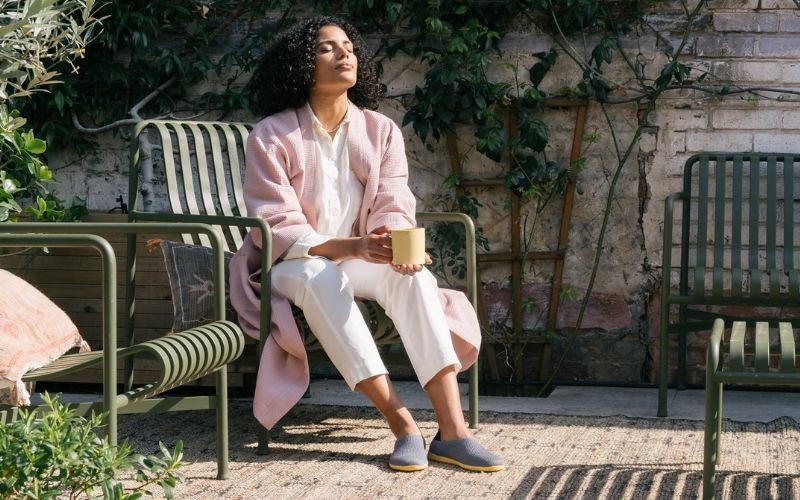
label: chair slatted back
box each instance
[130,120,252,253]
[678,153,799,304]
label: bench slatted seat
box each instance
[703,319,799,500]
[0,223,245,480]
[22,324,243,394]
[659,152,800,417]
[128,119,480,453]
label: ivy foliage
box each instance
[19,0,292,151]
[319,1,669,286]
[312,1,661,222]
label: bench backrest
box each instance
[676,153,799,303]
[129,120,253,252]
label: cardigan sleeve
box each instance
[244,128,322,262]
[365,121,416,233]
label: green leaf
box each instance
[26,138,46,155]
[2,177,21,194]
[386,2,402,21]
[529,49,557,87]
[54,92,65,113]
[101,480,116,499]
[519,119,549,152]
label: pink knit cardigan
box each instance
[229,104,481,430]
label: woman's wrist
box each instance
[308,237,358,261]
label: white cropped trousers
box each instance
[270,258,461,390]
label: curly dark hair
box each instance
[248,16,382,117]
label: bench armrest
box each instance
[0,232,119,388]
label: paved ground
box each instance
[298,379,800,423]
[44,379,800,423]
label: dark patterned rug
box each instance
[118,399,800,499]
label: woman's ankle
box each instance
[436,426,470,441]
[383,408,419,438]
[389,422,421,438]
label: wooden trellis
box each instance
[445,99,589,382]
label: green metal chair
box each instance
[0,222,245,480]
[659,153,800,417]
[703,319,799,500]
[127,120,481,453]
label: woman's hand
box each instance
[353,232,393,264]
[391,253,432,276]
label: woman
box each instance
[229,16,503,473]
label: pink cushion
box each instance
[0,269,89,406]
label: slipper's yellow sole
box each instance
[427,452,505,473]
[389,463,428,472]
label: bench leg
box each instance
[703,380,723,500]
[257,426,270,455]
[216,368,230,480]
[658,314,669,417]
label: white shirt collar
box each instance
[307,101,351,135]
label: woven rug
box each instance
[118,400,800,499]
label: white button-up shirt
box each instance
[283,103,363,260]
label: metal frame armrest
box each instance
[658,191,688,417]
[129,210,273,349]
[1,222,225,445]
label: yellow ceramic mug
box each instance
[391,227,426,265]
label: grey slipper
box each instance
[389,434,428,472]
[428,431,504,472]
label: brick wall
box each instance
[43,2,800,385]
[644,0,800,383]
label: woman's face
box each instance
[312,24,358,95]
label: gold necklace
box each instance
[323,113,346,134]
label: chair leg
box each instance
[215,368,230,480]
[702,380,722,500]
[716,384,723,462]
[468,361,478,428]
[257,425,270,455]
[658,315,670,417]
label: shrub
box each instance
[0,393,185,500]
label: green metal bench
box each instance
[702,319,799,500]
[127,119,480,453]
[0,223,245,480]
[659,153,800,417]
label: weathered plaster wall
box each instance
[47,0,800,384]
